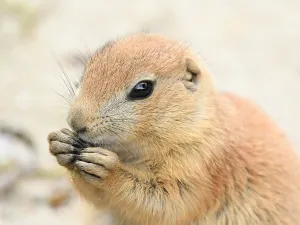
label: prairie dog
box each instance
[48,33,300,225]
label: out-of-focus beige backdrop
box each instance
[0,0,299,224]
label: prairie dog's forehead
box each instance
[79,34,188,101]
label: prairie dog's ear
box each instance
[183,57,201,91]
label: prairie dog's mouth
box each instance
[73,130,128,154]
[76,133,114,149]
[75,132,136,159]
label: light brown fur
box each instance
[48,33,300,225]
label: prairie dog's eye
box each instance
[129,80,154,100]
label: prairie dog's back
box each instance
[208,92,300,224]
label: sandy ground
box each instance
[0,0,299,224]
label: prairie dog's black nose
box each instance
[67,109,87,134]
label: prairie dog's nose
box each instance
[67,109,87,134]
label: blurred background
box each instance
[0,0,299,224]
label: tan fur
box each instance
[48,33,300,225]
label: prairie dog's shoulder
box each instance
[220,91,279,129]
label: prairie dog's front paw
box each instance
[48,128,89,168]
[75,148,120,187]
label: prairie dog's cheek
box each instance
[132,103,155,135]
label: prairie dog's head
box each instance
[67,34,215,154]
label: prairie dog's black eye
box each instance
[129,80,154,100]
